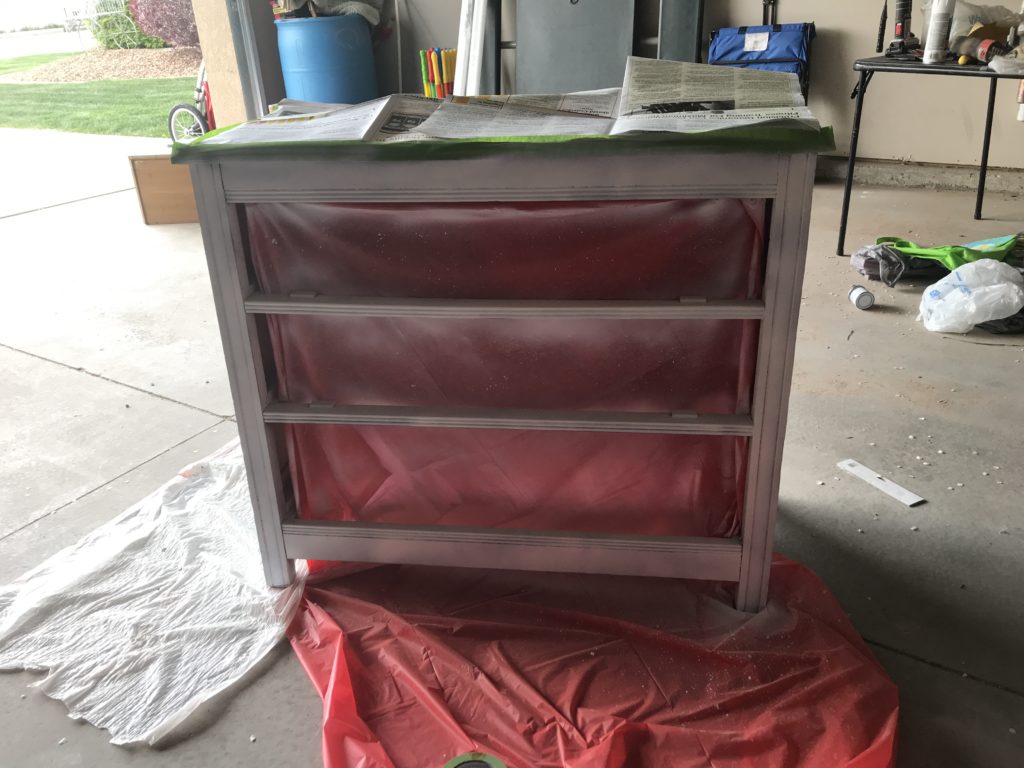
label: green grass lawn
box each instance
[0,77,193,137]
[0,53,75,76]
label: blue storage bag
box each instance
[708,23,816,101]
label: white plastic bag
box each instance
[918,259,1024,333]
[0,441,305,745]
[921,0,1024,39]
[279,0,383,25]
[988,53,1024,73]
[314,1,383,25]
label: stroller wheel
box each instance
[168,103,209,142]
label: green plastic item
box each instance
[442,753,507,768]
[877,234,1022,272]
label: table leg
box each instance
[975,78,998,221]
[838,71,870,256]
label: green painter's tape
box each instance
[172,125,835,164]
[442,753,508,768]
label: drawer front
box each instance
[286,424,746,538]
[246,198,767,301]
[268,315,758,415]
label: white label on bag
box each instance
[744,32,770,52]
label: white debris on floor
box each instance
[0,441,304,745]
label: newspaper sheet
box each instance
[620,56,805,115]
[269,98,350,116]
[456,88,622,118]
[202,95,440,145]
[414,98,613,139]
[202,98,390,145]
[364,95,441,141]
[612,106,818,135]
[194,58,819,148]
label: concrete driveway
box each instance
[0,127,239,540]
[0,28,95,58]
[0,129,172,217]
[0,127,322,767]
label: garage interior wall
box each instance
[192,0,1024,168]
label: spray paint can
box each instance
[923,0,956,64]
[849,285,875,310]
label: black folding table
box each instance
[836,55,1022,256]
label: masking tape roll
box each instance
[443,753,508,768]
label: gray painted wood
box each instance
[192,147,816,610]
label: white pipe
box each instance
[394,0,403,93]
[454,0,474,95]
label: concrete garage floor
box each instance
[0,128,1022,766]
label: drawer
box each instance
[268,315,759,415]
[285,424,747,538]
[246,198,767,301]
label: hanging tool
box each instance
[875,1,888,53]
[885,0,920,58]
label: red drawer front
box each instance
[246,199,766,300]
[286,425,746,538]
[268,315,759,414]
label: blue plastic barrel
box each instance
[275,15,377,104]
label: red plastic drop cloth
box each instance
[246,200,765,536]
[290,558,898,768]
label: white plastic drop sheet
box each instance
[0,441,304,745]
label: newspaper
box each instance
[610,106,816,135]
[455,88,622,118]
[365,95,441,142]
[201,98,389,145]
[201,95,440,145]
[620,56,805,114]
[268,98,350,117]
[614,56,815,135]
[414,97,614,139]
[195,58,818,148]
